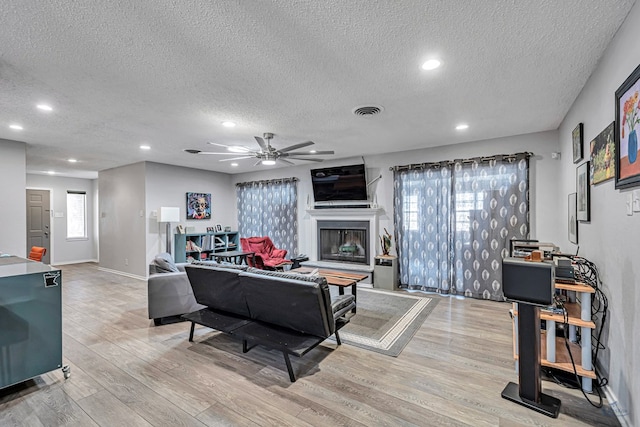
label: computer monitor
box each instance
[502,257,555,306]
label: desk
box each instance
[291,267,367,313]
[210,251,254,265]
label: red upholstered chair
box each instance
[28,246,46,262]
[240,236,291,270]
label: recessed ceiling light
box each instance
[231,163,239,167]
[222,121,236,128]
[37,104,53,112]
[9,124,23,130]
[68,158,78,163]
[309,150,317,153]
[421,59,441,70]
[261,160,276,166]
[456,124,469,130]
[140,145,151,150]
[47,170,56,175]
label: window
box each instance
[236,178,298,256]
[393,154,530,301]
[66,191,87,239]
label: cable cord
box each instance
[551,256,610,408]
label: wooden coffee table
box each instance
[290,267,368,313]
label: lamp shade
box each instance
[158,207,180,222]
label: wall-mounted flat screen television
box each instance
[311,164,367,202]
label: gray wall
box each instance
[144,162,235,265]
[232,130,562,262]
[26,174,98,264]
[0,139,27,257]
[99,162,147,277]
[559,1,640,421]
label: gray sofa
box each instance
[183,263,356,381]
[147,253,204,325]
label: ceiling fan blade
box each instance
[278,141,314,153]
[253,160,262,167]
[254,136,268,151]
[287,157,324,162]
[283,150,334,156]
[219,156,255,162]
[208,142,252,152]
[199,152,250,155]
[278,158,295,165]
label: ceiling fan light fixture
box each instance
[261,159,276,166]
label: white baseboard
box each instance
[602,385,631,426]
[97,267,146,281]
[51,258,99,266]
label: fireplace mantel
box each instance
[306,207,382,269]
[306,207,382,217]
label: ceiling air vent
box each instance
[352,105,383,116]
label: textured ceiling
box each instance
[0,0,635,178]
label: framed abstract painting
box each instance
[615,63,640,189]
[186,192,211,220]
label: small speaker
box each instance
[502,257,555,307]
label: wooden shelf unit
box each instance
[511,281,596,392]
[174,231,239,263]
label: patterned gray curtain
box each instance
[393,153,530,301]
[236,178,298,257]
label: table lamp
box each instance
[158,207,180,254]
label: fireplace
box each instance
[306,207,381,271]
[317,220,369,265]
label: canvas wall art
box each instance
[576,162,590,222]
[186,192,211,220]
[590,122,615,185]
[568,193,578,244]
[572,123,584,164]
[615,63,640,189]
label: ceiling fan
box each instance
[184,132,334,166]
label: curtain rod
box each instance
[389,152,533,171]
[235,177,299,187]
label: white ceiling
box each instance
[0,0,635,178]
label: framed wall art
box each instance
[590,122,615,185]
[186,192,211,220]
[572,122,584,164]
[615,63,640,189]
[568,193,578,244]
[576,162,590,222]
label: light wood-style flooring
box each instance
[0,263,620,426]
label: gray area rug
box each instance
[335,288,440,357]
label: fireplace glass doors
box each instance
[317,220,369,265]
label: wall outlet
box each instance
[125,258,129,266]
[633,190,640,212]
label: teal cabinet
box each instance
[174,231,239,263]
[0,257,63,389]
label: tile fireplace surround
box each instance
[305,207,382,271]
